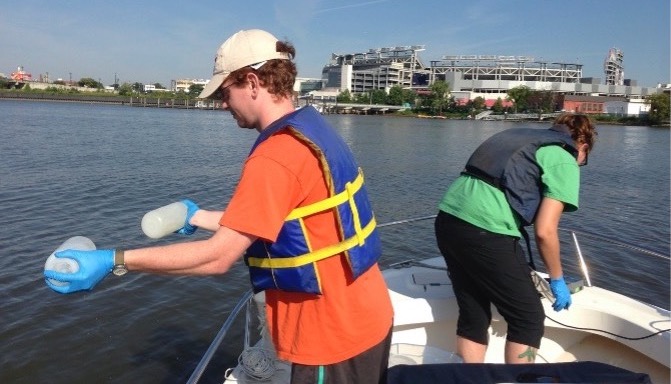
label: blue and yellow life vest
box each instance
[243,106,381,294]
[462,125,578,225]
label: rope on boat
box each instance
[238,293,276,380]
[388,259,447,271]
[544,315,671,340]
[238,348,276,380]
[377,214,437,228]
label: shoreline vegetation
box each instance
[1,89,668,127]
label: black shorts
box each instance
[290,325,392,384]
[434,211,544,348]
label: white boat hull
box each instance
[385,257,670,383]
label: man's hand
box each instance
[44,249,115,294]
[176,199,200,235]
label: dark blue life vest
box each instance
[462,125,578,225]
[244,106,381,294]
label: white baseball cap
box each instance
[199,29,291,99]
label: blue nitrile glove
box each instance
[549,276,572,311]
[176,199,200,235]
[44,249,115,294]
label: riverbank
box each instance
[0,91,212,109]
[1,91,666,126]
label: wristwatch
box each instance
[113,249,128,276]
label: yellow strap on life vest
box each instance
[285,169,365,220]
[247,168,374,269]
[246,217,377,269]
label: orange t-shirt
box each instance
[220,131,393,365]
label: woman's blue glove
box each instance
[549,276,572,311]
[176,199,200,235]
[44,249,115,294]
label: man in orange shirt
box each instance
[45,29,394,383]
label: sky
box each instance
[1,0,669,89]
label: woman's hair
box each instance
[228,40,297,99]
[555,113,597,151]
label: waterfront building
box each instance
[322,46,430,94]
[171,78,209,93]
[10,66,32,82]
[603,97,651,116]
[294,77,323,94]
[561,95,619,115]
[604,48,625,86]
[429,53,660,102]
[317,46,664,115]
[559,95,651,116]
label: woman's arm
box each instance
[534,197,565,279]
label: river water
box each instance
[1,100,669,383]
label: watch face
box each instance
[113,265,128,276]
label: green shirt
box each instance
[438,145,580,237]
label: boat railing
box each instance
[557,227,669,260]
[187,289,254,384]
[379,214,669,259]
[559,226,669,288]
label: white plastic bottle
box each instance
[44,236,96,287]
[141,201,188,239]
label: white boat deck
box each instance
[384,257,670,383]
[218,256,669,383]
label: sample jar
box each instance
[141,201,188,239]
[44,236,96,287]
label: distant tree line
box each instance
[332,82,670,125]
[333,82,529,118]
[0,75,206,100]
